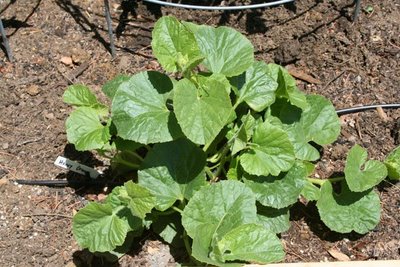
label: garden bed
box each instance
[0,0,399,266]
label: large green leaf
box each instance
[344,145,388,192]
[182,180,257,238]
[138,138,207,211]
[111,71,182,144]
[240,122,295,176]
[243,162,307,208]
[151,213,184,248]
[194,25,254,77]
[151,16,202,72]
[212,223,284,263]
[73,202,141,252]
[183,181,282,265]
[102,74,130,99]
[266,64,307,110]
[66,107,111,151]
[316,181,381,234]
[174,78,233,145]
[257,205,290,234]
[385,146,400,180]
[237,61,278,111]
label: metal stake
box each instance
[353,0,362,21]
[104,0,116,58]
[0,18,13,62]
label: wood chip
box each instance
[26,84,40,96]
[328,248,351,261]
[376,106,388,122]
[286,65,322,84]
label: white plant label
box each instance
[54,156,101,179]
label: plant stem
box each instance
[171,206,183,214]
[212,146,230,182]
[114,158,140,169]
[124,150,144,162]
[183,230,192,258]
[307,176,345,186]
[204,166,215,180]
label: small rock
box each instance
[60,56,73,66]
[71,47,89,64]
[26,85,41,96]
[44,112,55,120]
[2,143,9,149]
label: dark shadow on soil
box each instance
[55,0,112,55]
[0,0,17,16]
[116,0,138,39]
[7,0,41,37]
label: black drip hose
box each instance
[336,104,400,115]
[10,103,400,187]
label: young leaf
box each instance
[66,107,111,151]
[151,16,202,72]
[111,71,183,144]
[257,205,290,234]
[138,138,207,211]
[237,61,278,111]
[266,64,308,110]
[384,146,400,180]
[174,78,233,145]
[194,25,254,77]
[316,181,381,234]
[243,162,307,209]
[344,145,388,192]
[73,202,141,252]
[121,181,156,219]
[240,122,295,176]
[102,74,130,99]
[63,84,105,109]
[212,223,284,264]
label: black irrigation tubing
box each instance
[142,0,296,10]
[336,103,400,115]
[0,17,13,62]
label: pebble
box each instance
[26,85,41,96]
[2,143,9,149]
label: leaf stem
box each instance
[307,176,344,186]
[124,150,144,162]
[171,206,183,214]
[183,230,192,257]
[113,158,140,169]
[212,146,230,182]
[204,166,215,180]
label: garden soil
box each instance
[0,0,399,266]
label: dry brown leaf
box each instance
[376,107,388,122]
[328,247,351,261]
[286,65,322,84]
[26,84,41,96]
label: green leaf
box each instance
[385,146,400,180]
[212,223,284,264]
[73,202,141,252]
[174,78,233,145]
[194,25,254,77]
[152,213,184,248]
[102,74,130,99]
[344,145,388,192]
[152,16,202,72]
[301,180,321,201]
[227,113,256,156]
[240,122,295,176]
[182,180,257,239]
[63,84,103,108]
[66,107,111,151]
[238,61,278,111]
[299,95,341,145]
[266,64,307,110]
[243,162,307,209]
[138,138,207,211]
[275,95,341,161]
[111,71,182,144]
[257,205,290,234]
[183,181,283,265]
[122,181,156,219]
[316,181,381,234]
